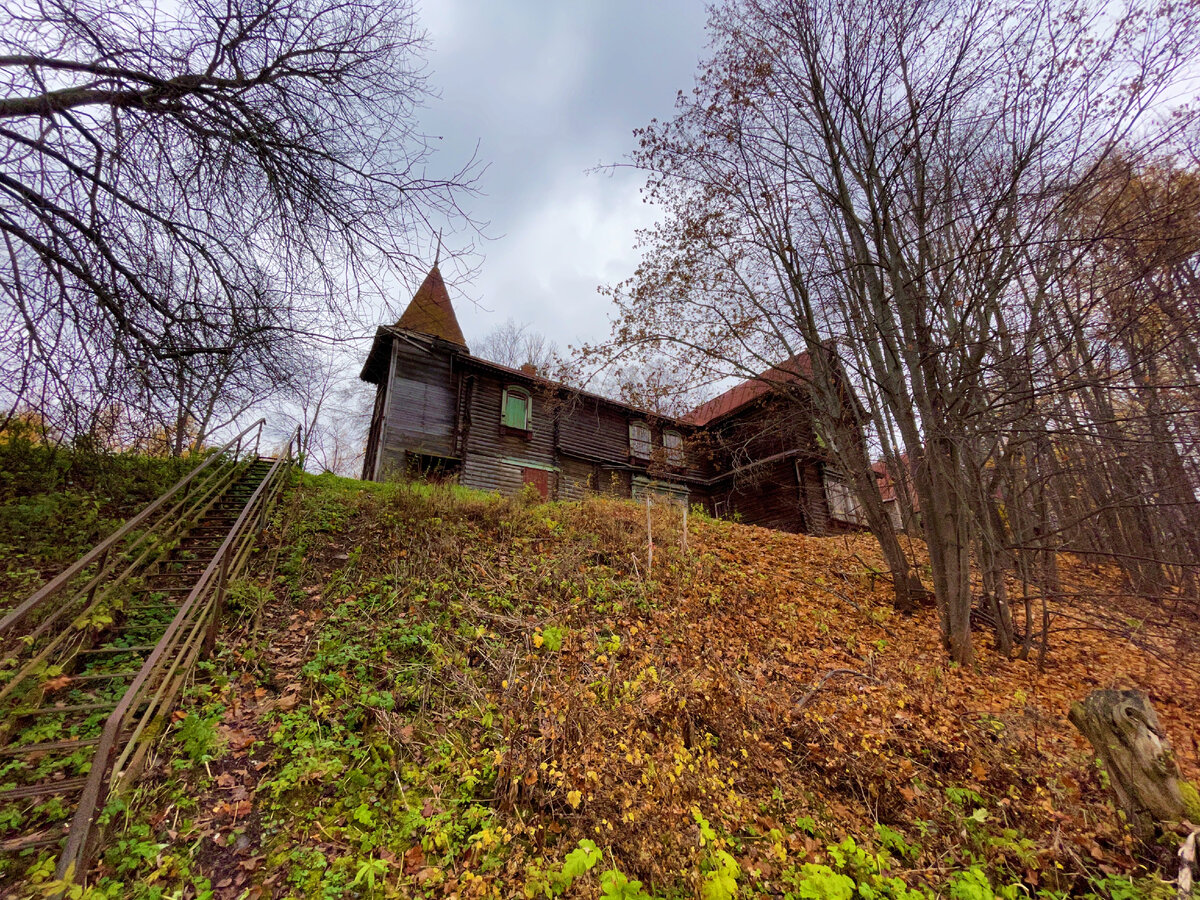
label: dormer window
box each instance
[501,386,531,431]
[629,421,652,459]
[663,430,684,466]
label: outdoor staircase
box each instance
[0,423,296,892]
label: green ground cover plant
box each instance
[5,472,1192,899]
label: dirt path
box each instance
[91,579,327,899]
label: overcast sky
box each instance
[391,1,711,356]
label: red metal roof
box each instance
[872,453,918,509]
[682,354,813,426]
[872,459,897,501]
[395,266,468,348]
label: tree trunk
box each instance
[1069,690,1188,842]
[915,438,976,665]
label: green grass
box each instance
[0,435,200,604]
[4,473,1186,900]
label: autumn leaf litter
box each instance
[86,475,1198,898]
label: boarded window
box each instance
[825,474,866,525]
[501,386,531,430]
[632,475,688,505]
[663,430,684,466]
[629,421,652,459]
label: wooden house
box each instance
[360,266,858,534]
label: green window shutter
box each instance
[503,391,528,429]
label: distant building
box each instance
[872,454,921,533]
[360,266,862,534]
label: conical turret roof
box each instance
[395,266,468,348]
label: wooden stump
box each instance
[1069,690,1186,842]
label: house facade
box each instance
[360,266,858,534]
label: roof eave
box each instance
[359,327,394,384]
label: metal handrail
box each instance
[0,459,247,712]
[0,419,266,640]
[55,425,300,884]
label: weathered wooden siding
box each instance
[378,340,457,475]
[707,457,830,534]
[558,457,600,501]
[460,374,559,497]
[710,398,818,467]
[798,461,831,535]
[556,398,630,462]
[720,459,802,532]
[555,398,709,484]
[362,380,387,480]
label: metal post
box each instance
[217,551,230,612]
[256,485,269,537]
[646,496,653,577]
[205,551,231,655]
[253,421,262,458]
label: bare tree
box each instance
[474,319,559,374]
[608,0,1200,662]
[0,0,477,441]
[268,348,371,475]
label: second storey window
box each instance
[501,386,531,431]
[663,430,684,466]
[629,421,652,459]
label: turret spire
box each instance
[394,264,468,349]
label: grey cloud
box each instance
[408,1,708,349]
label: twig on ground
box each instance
[795,669,879,712]
[795,575,863,613]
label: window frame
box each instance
[662,429,685,466]
[824,473,866,525]
[500,385,532,432]
[628,420,653,460]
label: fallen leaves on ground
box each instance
[85,477,1198,900]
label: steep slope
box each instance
[0,441,195,607]
[32,474,1196,900]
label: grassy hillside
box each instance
[0,437,195,606]
[25,473,1197,899]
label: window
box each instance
[404,453,461,482]
[663,430,684,466]
[825,474,866,525]
[501,386,531,431]
[629,421,652,459]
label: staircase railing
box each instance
[0,420,267,704]
[52,424,300,883]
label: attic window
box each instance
[501,386,531,431]
[629,421,652,459]
[663,430,684,466]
